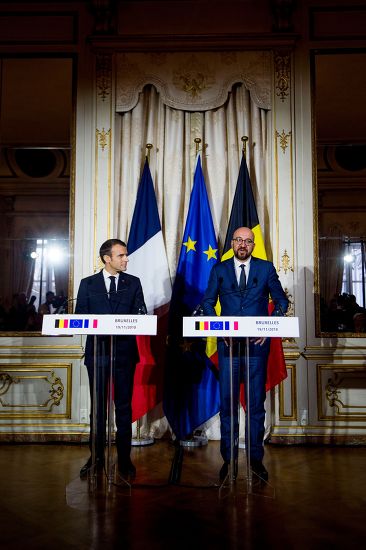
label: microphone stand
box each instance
[131,305,154,447]
[180,305,208,447]
[245,335,253,493]
[168,305,207,486]
[229,336,235,486]
[219,335,238,496]
[106,335,115,488]
[88,335,99,490]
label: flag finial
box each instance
[194,138,201,155]
[146,143,153,162]
[241,136,248,156]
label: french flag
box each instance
[127,158,172,421]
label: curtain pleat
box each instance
[114,82,269,439]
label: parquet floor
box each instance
[0,440,365,549]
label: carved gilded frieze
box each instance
[284,288,294,317]
[279,250,294,275]
[274,51,291,103]
[96,54,112,102]
[172,55,216,100]
[96,127,111,152]
[276,129,292,154]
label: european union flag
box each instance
[70,319,83,328]
[210,321,223,330]
[163,155,220,440]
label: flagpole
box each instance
[237,135,250,455]
[241,136,248,156]
[131,141,155,449]
[194,137,201,155]
[146,143,153,162]
[180,138,208,449]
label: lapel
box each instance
[247,256,259,289]
[95,270,113,312]
[223,256,259,292]
[225,258,238,288]
[110,273,130,313]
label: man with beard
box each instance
[202,227,288,481]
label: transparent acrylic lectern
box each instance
[183,315,299,498]
[42,313,157,506]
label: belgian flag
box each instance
[207,151,287,391]
[222,152,267,262]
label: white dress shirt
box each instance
[102,269,119,293]
[233,256,251,285]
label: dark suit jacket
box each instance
[75,270,146,367]
[202,256,288,317]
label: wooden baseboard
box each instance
[0,433,89,443]
[269,434,366,445]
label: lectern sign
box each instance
[42,314,157,335]
[183,316,299,338]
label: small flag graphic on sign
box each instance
[54,319,98,329]
[194,321,238,331]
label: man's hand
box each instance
[223,337,267,346]
[251,337,267,346]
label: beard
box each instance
[234,247,251,261]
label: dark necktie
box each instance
[239,264,246,290]
[109,275,118,303]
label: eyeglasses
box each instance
[232,237,254,245]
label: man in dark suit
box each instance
[202,227,288,481]
[75,238,146,480]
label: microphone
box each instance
[239,277,258,297]
[202,276,263,316]
[138,304,148,315]
[74,283,131,314]
[192,304,204,317]
[55,302,68,314]
[217,278,259,299]
[54,292,123,314]
[54,296,78,314]
[272,300,286,317]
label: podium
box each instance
[42,314,157,496]
[183,315,299,495]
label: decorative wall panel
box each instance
[0,363,71,418]
[317,363,366,421]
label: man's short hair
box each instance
[99,239,127,264]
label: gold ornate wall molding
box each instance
[317,364,366,422]
[96,53,112,102]
[276,129,292,154]
[0,364,71,419]
[284,287,294,317]
[279,250,294,275]
[115,51,272,113]
[274,50,291,103]
[96,127,111,152]
[279,364,297,421]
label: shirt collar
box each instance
[102,268,119,283]
[233,256,251,270]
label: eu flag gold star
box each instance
[203,244,218,261]
[183,236,197,252]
